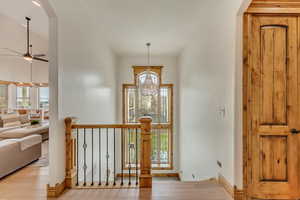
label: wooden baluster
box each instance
[65,117,77,188]
[139,117,152,188]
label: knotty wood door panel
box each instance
[248,16,300,199]
[260,135,287,181]
[260,25,287,125]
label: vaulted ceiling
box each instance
[0,0,48,38]
[78,0,208,56]
[0,0,211,56]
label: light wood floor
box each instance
[56,181,232,200]
[0,141,49,200]
[0,141,232,200]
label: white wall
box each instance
[178,0,246,184]
[116,55,179,172]
[0,13,48,83]
[44,0,250,188]
[47,0,118,186]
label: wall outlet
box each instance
[217,160,222,168]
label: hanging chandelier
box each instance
[138,43,160,96]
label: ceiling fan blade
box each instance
[0,48,23,55]
[33,54,46,57]
[33,57,49,63]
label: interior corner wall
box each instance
[116,55,179,172]
[178,0,246,184]
[46,0,118,186]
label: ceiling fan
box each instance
[0,17,48,63]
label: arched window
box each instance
[123,66,173,169]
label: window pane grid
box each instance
[127,87,137,123]
[151,127,170,165]
[39,87,49,109]
[124,83,172,169]
[0,85,8,109]
[16,87,31,108]
[124,129,140,167]
[124,127,171,168]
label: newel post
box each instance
[65,117,77,188]
[139,116,152,188]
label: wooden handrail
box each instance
[71,123,169,129]
[152,124,171,129]
[72,124,141,129]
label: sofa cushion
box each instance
[0,113,19,120]
[17,135,42,151]
[0,139,18,150]
[3,121,21,128]
[0,113,21,128]
[0,136,41,179]
[0,125,49,139]
[0,127,18,133]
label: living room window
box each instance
[123,66,173,169]
[39,87,49,109]
[16,86,31,108]
[0,84,8,110]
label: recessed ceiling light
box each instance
[32,0,41,7]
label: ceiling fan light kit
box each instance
[23,52,33,62]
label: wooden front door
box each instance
[248,16,300,199]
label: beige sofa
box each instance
[0,113,48,179]
[0,124,49,141]
[0,113,49,141]
[0,135,42,179]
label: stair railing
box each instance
[64,116,152,188]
